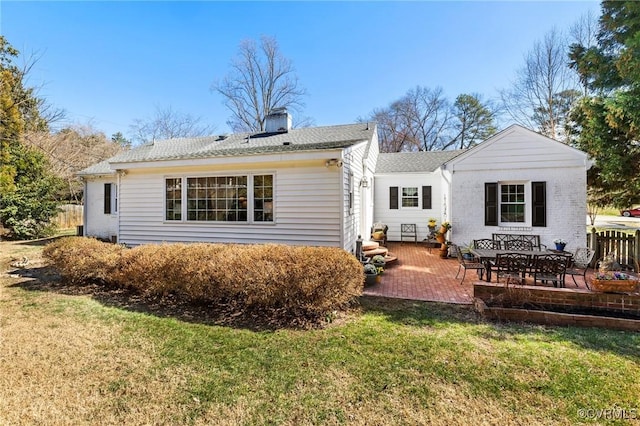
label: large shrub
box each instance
[43,237,125,283]
[44,238,364,322]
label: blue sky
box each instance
[2,1,599,139]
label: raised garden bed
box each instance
[473,282,640,332]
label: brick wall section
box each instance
[474,283,640,317]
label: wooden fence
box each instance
[52,204,83,229]
[587,228,640,271]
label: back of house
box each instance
[77,111,379,253]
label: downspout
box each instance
[116,170,123,243]
[81,177,87,236]
[441,163,453,237]
[339,154,346,250]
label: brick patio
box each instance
[363,242,593,304]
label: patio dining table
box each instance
[469,247,559,282]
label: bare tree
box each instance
[213,36,308,132]
[23,124,124,202]
[362,106,414,153]
[363,86,453,152]
[501,28,577,140]
[129,105,216,144]
[399,86,452,151]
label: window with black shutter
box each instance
[104,183,112,215]
[484,183,498,226]
[390,186,398,209]
[531,181,546,227]
[422,186,432,209]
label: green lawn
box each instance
[1,259,639,426]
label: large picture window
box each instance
[166,174,273,223]
[187,176,248,221]
[500,184,525,223]
[402,187,419,208]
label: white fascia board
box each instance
[110,149,347,170]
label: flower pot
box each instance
[439,245,449,258]
[436,233,446,243]
[555,243,566,251]
[364,273,378,287]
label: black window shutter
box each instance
[390,186,398,210]
[104,183,112,214]
[422,186,432,209]
[484,183,498,226]
[532,181,546,227]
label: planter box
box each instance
[591,279,638,293]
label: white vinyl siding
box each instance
[341,138,378,252]
[118,164,343,247]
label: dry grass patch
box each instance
[0,285,195,425]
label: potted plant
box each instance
[439,221,451,235]
[591,252,639,292]
[553,238,567,251]
[372,254,386,268]
[428,218,437,235]
[460,242,474,260]
[439,240,450,258]
[363,263,378,286]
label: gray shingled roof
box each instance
[76,160,116,176]
[78,123,375,175]
[375,150,466,173]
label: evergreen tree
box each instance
[0,36,62,239]
[569,1,640,207]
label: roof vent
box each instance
[216,134,228,141]
[265,107,292,133]
[283,141,291,146]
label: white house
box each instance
[444,125,591,250]
[373,150,464,241]
[80,121,591,253]
[77,109,379,252]
[371,125,591,250]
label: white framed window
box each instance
[165,174,273,223]
[499,183,527,224]
[165,178,182,221]
[401,187,419,208]
[253,174,274,222]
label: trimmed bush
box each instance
[43,237,125,283]
[44,238,364,322]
